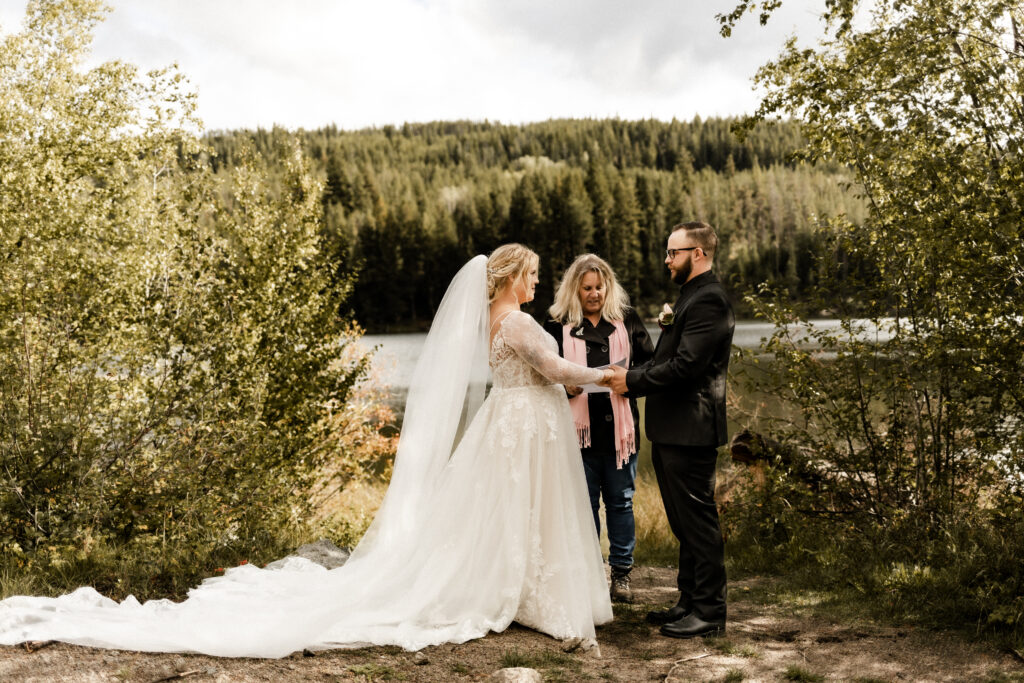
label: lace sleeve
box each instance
[503,312,605,386]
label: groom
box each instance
[608,221,734,638]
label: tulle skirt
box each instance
[0,383,612,657]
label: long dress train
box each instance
[0,307,612,657]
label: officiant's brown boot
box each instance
[610,566,633,603]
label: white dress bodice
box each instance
[489,311,603,389]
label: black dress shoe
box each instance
[645,603,691,625]
[659,613,725,639]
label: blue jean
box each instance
[581,448,638,570]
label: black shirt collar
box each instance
[678,270,717,296]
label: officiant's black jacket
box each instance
[626,271,735,447]
[543,308,654,448]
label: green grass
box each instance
[633,647,657,661]
[723,669,745,683]
[543,669,590,682]
[449,662,471,675]
[783,665,825,682]
[498,648,584,676]
[0,526,318,603]
[708,638,760,658]
[499,648,532,668]
[0,563,42,598]
[611,602,651,625]
[729,578,881,636]
[538,651,582,669]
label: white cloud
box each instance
[1,0,828,130]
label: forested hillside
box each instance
[207,118,866,329]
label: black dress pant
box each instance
[651,442,727,622]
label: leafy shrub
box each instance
[0,0,386,596]
[721,0,1024,641]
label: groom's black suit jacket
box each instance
[626,271,734,447]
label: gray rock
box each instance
[293,539,351,569]
[489,668,543,682]
[265,539,351,570]
[411,650,429,665]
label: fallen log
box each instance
[729,429,823,488]
[730,429,796,465]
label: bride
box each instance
[0,244,616,658]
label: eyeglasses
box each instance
[666,247,699,259]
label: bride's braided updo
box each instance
[486,244,539,302]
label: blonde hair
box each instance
[548,254,630,327]
[486,243,539,302]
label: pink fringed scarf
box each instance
[562,320,636,469]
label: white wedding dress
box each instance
[0,257,612,658]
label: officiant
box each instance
[544,254,654,604]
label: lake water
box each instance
[360,319,888,391]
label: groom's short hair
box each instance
[672,221,718,261]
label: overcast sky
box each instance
[0,0,827,131]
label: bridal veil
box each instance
[349,255,490,558]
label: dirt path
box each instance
[2,568,1021,682]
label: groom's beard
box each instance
[671,258,692,284]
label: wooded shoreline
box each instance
[205,118,866,331]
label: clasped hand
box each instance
[566,367,628,395]
[589,365,628,394]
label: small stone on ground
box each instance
[488,667,543,682]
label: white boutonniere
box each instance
[657,303,674,328]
